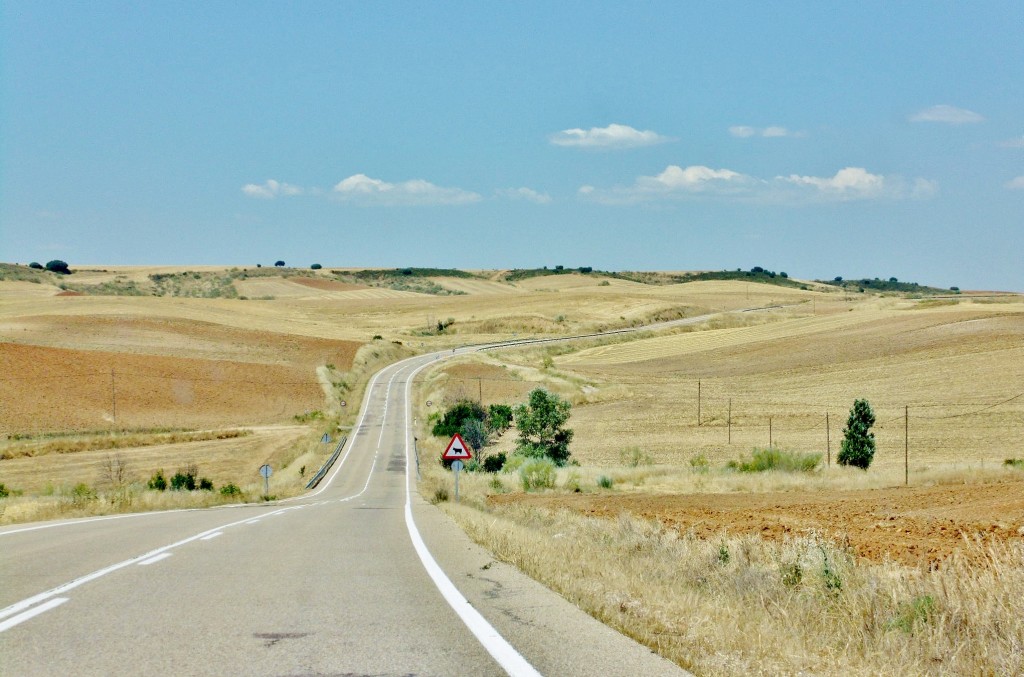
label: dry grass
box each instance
[0,428,252,459]
[443,499,1024,676]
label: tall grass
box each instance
[445,501,1024,675]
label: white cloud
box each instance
[580,165,757,203]
[242,179,303,199]
[498,187,552,204]
[1006,176,1024,190]
[999,136,1024,149]
[332,174,481,206]
[909,104,985,124]
[550,123,672,149]
[730,125,802,138]
[581,165,936,204]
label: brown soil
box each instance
[288,277,370,291]
[0,342,326,434]
[492,480,1024,566]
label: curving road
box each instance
[1,345,690,676]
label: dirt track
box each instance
[492,479,1024,566]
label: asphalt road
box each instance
[1,346,690,676]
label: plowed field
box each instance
[492,479,1024,566]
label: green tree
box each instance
[486,403,513,432]
[460,418,489,452]
[838,399,876,469]
[514,388,574,465]
[432,399,486,437]
[45,260,70,274]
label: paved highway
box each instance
[1,346,689,676]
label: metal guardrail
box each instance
[305,435,347,490]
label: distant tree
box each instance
[780,272,788,278]
[256,263,262,268]
[834,276,843,282]
[274,260,285,267]
[578,266,593,274]
[45,260,70,274]
[310,263,322,270]
[554,265,564,271]
[751,266,765,274]
[487,404,513,432]
[889,277,898,283]
[514,388,574,466]
[28,262,43,269]
[950,286,960,292]
[838,399,876,470]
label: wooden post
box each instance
[826,411,830,468]
[478,377,483,404]
[697,380,701,427]
[905,405,909,486]
[769,416,773,447]
[110,368,117,424]
[728,398,732,444]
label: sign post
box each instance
[259,463,272,497]
[441,433,473,503]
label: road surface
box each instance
[1,346,690,676]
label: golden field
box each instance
[3,263,1024,675]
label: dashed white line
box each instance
[0,598,69,633]
[137,553,172,566]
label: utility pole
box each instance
[110,368,117,424]
[478,377,483,404]
[769,416,772,447]
[728,398,732,444]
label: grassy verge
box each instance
[1,429,252,459]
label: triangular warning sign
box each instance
[442,433,473,460]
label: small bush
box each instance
[563,471,582,493]
[519,457,557,491]
[198,477,214,491]
[596,474,614,489]
[432,487,450,503]
[1003,458,1024,469]
[888,595,936,634]
[689,454,710,473]
[0,482,9,498]
[219,483,242,496]
[147,470,167,491]
[620,446,653,467]
[482,452,506,473]
[727,447,821,473]
[29,261,43,269]
[487,404,513,432]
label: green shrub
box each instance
[1004,459,1024,469]
[888,595,936,634]
[596,474,614,489]
[727,447,822,473]
[487,404,513,432]
[519,457,557,491]
[147,470,167,491]
[432,487,450,503]
[219,483,242,496]
[170,465,198,491]
[28,262,43,269]
[0,482,9,498]
[432,400,486,437]
[198,477,214,491]
[689,454,710,473]
[620,446,653,467]
[482,452,506,473]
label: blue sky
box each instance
[2,2,1022,290]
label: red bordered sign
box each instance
[442,433,473,460]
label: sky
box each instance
[1,2,1022,291]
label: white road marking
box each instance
[401,358,542,677]
[137,553,172,566]
[200,532,223,540]
[0,598,69,633]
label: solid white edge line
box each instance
[200,532,223,540]
[0,598,69,634]
[137,552,172,566]
[402,358,542,677]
